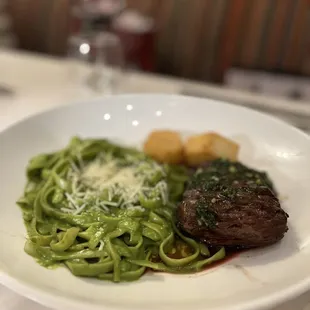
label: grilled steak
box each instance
[177,159,288,248]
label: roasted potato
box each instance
[207,132,240,161]
[184,132,239,166]
[183,133,217,166]
[144,130,184,164]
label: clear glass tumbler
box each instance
[67,31,125,95]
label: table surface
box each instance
[1,49,310,310]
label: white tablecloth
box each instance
[1,49,310,310]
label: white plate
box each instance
[1,94,310,310]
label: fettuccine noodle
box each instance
[17,137,225,282]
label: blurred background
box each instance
[0,0,310,128]
[3,0,310,91]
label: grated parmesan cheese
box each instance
[61,152,169,215]
[73,203,87,215]
[99,203,110,213]
[127,205,145,212]
[61,207,75,214]
[65,193,79,210]
[81,160,146,202]
[69,160,80,173]
[100,200,118,207]
[99,240,105,251]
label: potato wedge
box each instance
[184,132,239,166]
[144,130,184,164]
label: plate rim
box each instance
[1,267,310,310]
[0,93,309,141]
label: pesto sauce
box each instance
[196,201,217,230]
[190,159,275,193]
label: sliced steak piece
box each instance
[177,159,288,248]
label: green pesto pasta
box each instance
[17,137,225,282]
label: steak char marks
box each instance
[177,159,288,248]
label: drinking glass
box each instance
[67,31,125,95]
